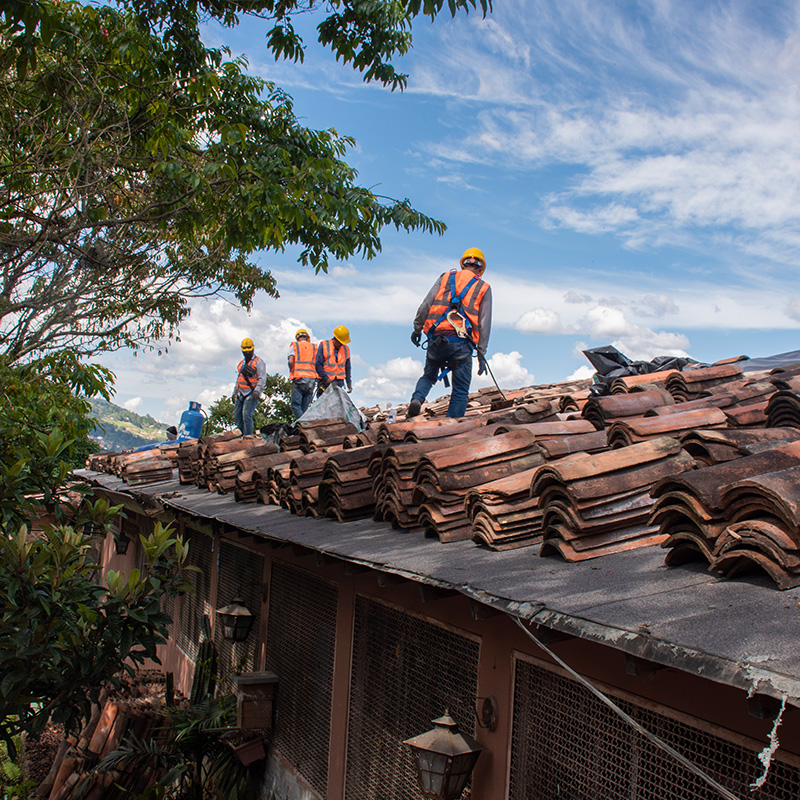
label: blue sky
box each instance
[100,0,800,424]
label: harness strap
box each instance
[428,273,479,340]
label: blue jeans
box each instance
[291,378,316,418]
[411,337,474,418]
[234,393,259,435]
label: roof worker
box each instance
[232,337,267,436]
[288,328,318,418]
[407,247,492,419]
[316,325,353,396]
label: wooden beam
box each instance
[376,572,407,587]
[624,654,664,677]
[419,585,458,603]
[469,599,503,620]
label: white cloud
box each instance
[545,202,640,234]
[581,304,690,360]
[611,329,690,362]
[639,294,679,318]
[471,350,535,390]
[564,291,593,304]
[564,364,594,382]
[515,307,567,334]
[410,0,800,267]
[786,298,800,323]
[514,301,691,363]
[353,356,425,404]
[572,340,588,360]
[582,305,630,338]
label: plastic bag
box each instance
[298,384,365,430]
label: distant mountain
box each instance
[90,397,171,451]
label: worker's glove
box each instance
[411,330,422,347]
[477,353,488,376]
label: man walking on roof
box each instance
[288,328,318,418]
[316,325,353,395]
[233,337,266,436]
[407,248,492,419]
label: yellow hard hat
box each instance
[333,325,351,345]
[460,247,486,274]
[241,337,254,351]
[295,328,309,340]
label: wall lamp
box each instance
[216,598,254,642]
[403,712,484,800]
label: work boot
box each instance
[407,398,422,418]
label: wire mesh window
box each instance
[345,597,481,800]
[214,541,265,694]
[265,561,338,798]
[510,656,800,800]
[176,529,213,662]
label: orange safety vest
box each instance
[290,340,318,380]
[319,339,349,382]
[422,269,489,346]
[236,356,263,395]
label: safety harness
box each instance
[426,272,479,385]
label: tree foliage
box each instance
[207,373,294,433]
[3,0,492,90]
[0,520,195,746]
[97,695,260,800]
[0,357,194,747]
[0,353,112,533]
[0,0,494,360]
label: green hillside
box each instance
[90,397,170,451]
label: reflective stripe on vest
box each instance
[320,339,349,381]
[422,269,489,346]
[236,356,262,395]
[290,340,318,380]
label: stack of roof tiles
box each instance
[605,407,728,448]
[580,389,675,430]
[177,432,237,484]
[234,451,295,503]
[318,444,388,521]
[465,429,610,551]
[651,440,800,588]
[534,436,696,561]
[194,435,266,492]
[371,426,490,530]
[106,445,178,486]
[609,369,677,394]
[765,371,800,428]
[411,428,549,542]
[679,428,800,466]
[664,363,745,402]
[294,419,359,452]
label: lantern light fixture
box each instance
[403,712,484,800]
[114,534,131,555]
[216,597,254,642]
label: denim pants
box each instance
[291,378,316,418]
[411,336,474,418]
[233,393,259,436]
